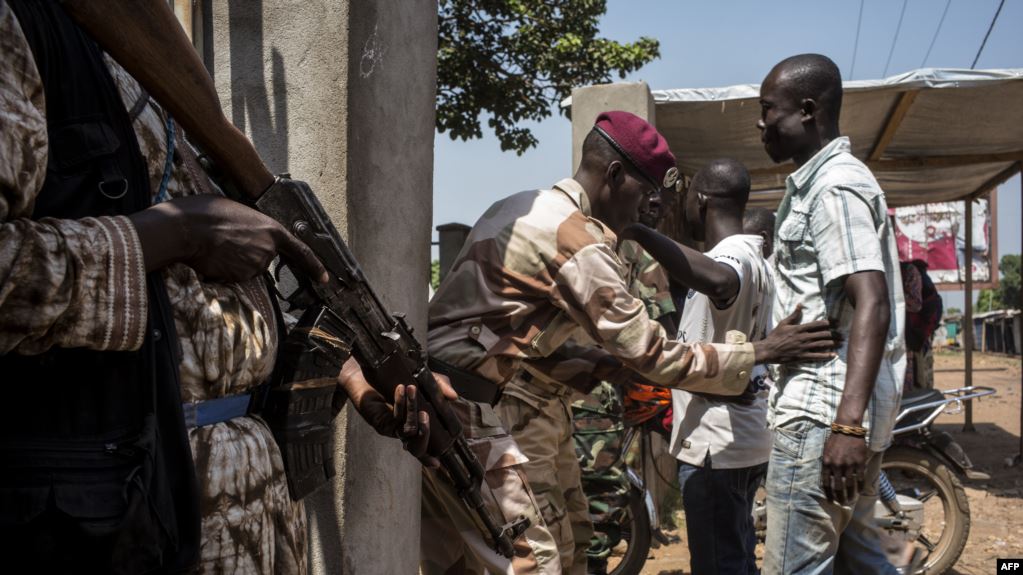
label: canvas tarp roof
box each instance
[647,68,1023,208]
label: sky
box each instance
[432,0,1022,310]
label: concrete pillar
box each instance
[436,222,471,282]
[207,1,437,573]
[569,82,655,173]
[333,2,436,572]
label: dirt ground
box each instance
[632,351,1022,575]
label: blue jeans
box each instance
[763,419,898,575]
[678,456,767,575]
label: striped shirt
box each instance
[767,137,906,451]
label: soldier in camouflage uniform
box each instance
[492,238,674,575]
[492,159,678,575]
[423,111,831,575]
[424,112,757,575]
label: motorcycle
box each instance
[874,385,995,574]
[752,385,995,575]
[588,384,995,575]
[586,384,676,575]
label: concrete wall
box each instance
[331,1,437,573]
[570,82,655,173]
[207,1,437,573]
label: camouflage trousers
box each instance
[571,382,630,565]
[421,396,561,575]
[497,374,591,575]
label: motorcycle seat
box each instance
[899,388,944,410]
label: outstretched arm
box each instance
[621,223,739,308]
[553,241,833,394]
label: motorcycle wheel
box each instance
[882,446,971,575]
[607,486,653,575]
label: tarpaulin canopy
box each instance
[649,68,1023,208]
[562,69,1022,449]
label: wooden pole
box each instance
[982,318,988,351]
[963,197,975,431]
[748,151,1023,177]
[869,91,919,161]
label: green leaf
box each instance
[437,0,661,154]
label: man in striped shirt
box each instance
[757,54,906,574]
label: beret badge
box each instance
[663,167,679,190]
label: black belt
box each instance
[427,357,503,406]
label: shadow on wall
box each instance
[227,0,289,175]
[222,0,348,570]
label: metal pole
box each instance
[1018,172,1022,464]
[963,198,975,431]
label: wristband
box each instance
[830,422,867,438]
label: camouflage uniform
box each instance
[497,369,589,574]
[617,239,677,322]
[425,179,754,574]
[421,396,553,575]
[570,382,628,567]
[571,243,676,568]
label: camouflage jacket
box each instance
[427,178,753,394]
[523,240,676,392]
[0,6,304,571]
[618,239,675,322]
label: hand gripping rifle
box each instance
[56,1,527,556]
[255,177,529,557]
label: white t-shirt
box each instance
[669,234,774,469]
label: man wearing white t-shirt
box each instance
[622,159,773,574]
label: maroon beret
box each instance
[593,111,679,190]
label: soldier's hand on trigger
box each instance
[128,195,329,284]
[337,358,457,468]
[753,304,838,365]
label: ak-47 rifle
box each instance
[61,0,529,557]
[255,177,529,556]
